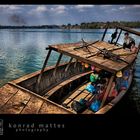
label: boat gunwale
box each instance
[12,62,78,84]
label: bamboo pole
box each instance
[100,75,115,109]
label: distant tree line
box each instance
[61,21,140,29]
[0,21,140,29]
[0,25,60,29]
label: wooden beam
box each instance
[53,53,63,76]
[56,49,117,73]
[100,75,115,109]
[115,29,122,45]
[36,48,52,92]
[116,25,140,36]
[65,57,73,72]
[73,40,99,50]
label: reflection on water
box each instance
[0,28,140,113]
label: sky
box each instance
[0,5,140,26]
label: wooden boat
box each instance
[0,24,140,114]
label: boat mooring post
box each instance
[36,47,52,92]
[100,75,115,109]
[53,53,63,76]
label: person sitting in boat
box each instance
[115,71,123,92]
[90,70,99,83]
[109,82,118,98]
[110,30,118,44]
[115,70,129,91]
[123,32,135,49]
[96,78,107,94]
[130,41,138,53]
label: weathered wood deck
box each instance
[0,83,74,114]
[0,70,92,114]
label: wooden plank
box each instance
[0,84,19,107]
[74,92,88,101]
[84,92,93,100]
[59,79,72,86]
[63,98,72,105]
[0,90,31,114]
[38,102,71,114]
[63,90,82,105]
[36,49,52,92]
[101,59,127,71]
[117,25,140,36]
[21,96,44,114]
[44,85,62,98]
[78,83,89,91]
[95,104,113,114]
[82,109,95,114]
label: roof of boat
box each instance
[49,40,137,73]
[48,25,140,74]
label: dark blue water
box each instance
[0,28,140,113]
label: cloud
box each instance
[0,5,22,13]
[35,6,48,12]
[29,6,48,15]
[50,5,66,14]
[9,5,22,10]
[131,5,140,8]
[100,5,112,8]
[119,6,126,10]
[0,5,22,10]
[74,5,94,11]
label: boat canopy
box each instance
[48,41,136,74]
[46,25,139,74]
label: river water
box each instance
[0,28,140,114]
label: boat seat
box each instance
[61,82,94,110]
[43,71,92,98]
